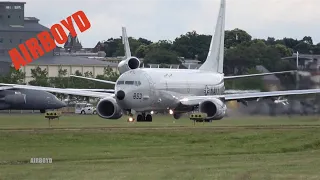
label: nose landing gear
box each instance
[173,113,182,119]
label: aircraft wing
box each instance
[0,86,14,91]
[224,89,260,94]
[66,88,115,93]
[224,70,297,79]
[0,83,111,98]
[179,89,320,106]
[70,75,116,85]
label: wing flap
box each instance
[179,89,320,106]
[224,89,320,100]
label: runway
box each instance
[1,124,320,133]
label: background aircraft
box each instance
[0,86,66,112]
[1,0,320,122]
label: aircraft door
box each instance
[186,80,190,94]
[143,73,157,107]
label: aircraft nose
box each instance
[56,100,67,108]
[116,90,125,100]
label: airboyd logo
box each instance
[30,157,52,164]
[9,10,91,70]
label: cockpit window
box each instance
[117,80,141,86]
[135,81,141,86]
[125,81,134,85]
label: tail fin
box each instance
[199,0,226,73]
[122,27,131,58]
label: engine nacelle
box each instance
[118,57,140,74]
[4,94,26,105]
[199,98,227,120]
[96,97,123,119]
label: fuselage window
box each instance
[125,81,134,85]
[117,81,124,85]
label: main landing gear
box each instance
[129,112,152,122]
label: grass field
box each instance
[1,114,320,179]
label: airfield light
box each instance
[128,117,134,122]
[169,109,174,115]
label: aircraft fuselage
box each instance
[115,68,225,112]
[0,89,66,111]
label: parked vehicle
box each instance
[75,103,96,115]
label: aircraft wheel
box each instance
[137,114,144,122]
[145,114,152,122]
[173,113,182,119]
[81,110,86,115]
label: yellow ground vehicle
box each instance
[189,112,210,122]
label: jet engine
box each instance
[96,97,123,119]
[3,94,26,105]
[118,57,140,74]
[199,98,227,120]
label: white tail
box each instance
[199,0,226,73]
[122,27,131,59]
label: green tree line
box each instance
[97,28,318,73]
[2,28,316,91]
[96,28,316,89]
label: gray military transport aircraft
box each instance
[2,0,320,122]
[0,86,66,112]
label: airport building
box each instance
[282,52,320,89]
[0,1,118,83]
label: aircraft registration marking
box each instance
[133,93,142,99]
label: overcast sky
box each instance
[18,0,320,47]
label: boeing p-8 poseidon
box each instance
[2,0,320,122]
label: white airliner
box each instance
[2,0,320,122]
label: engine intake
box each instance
[199,98,227,120]
[4,94,26,105]
[96,97,123,119]
[118,57,140,74]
